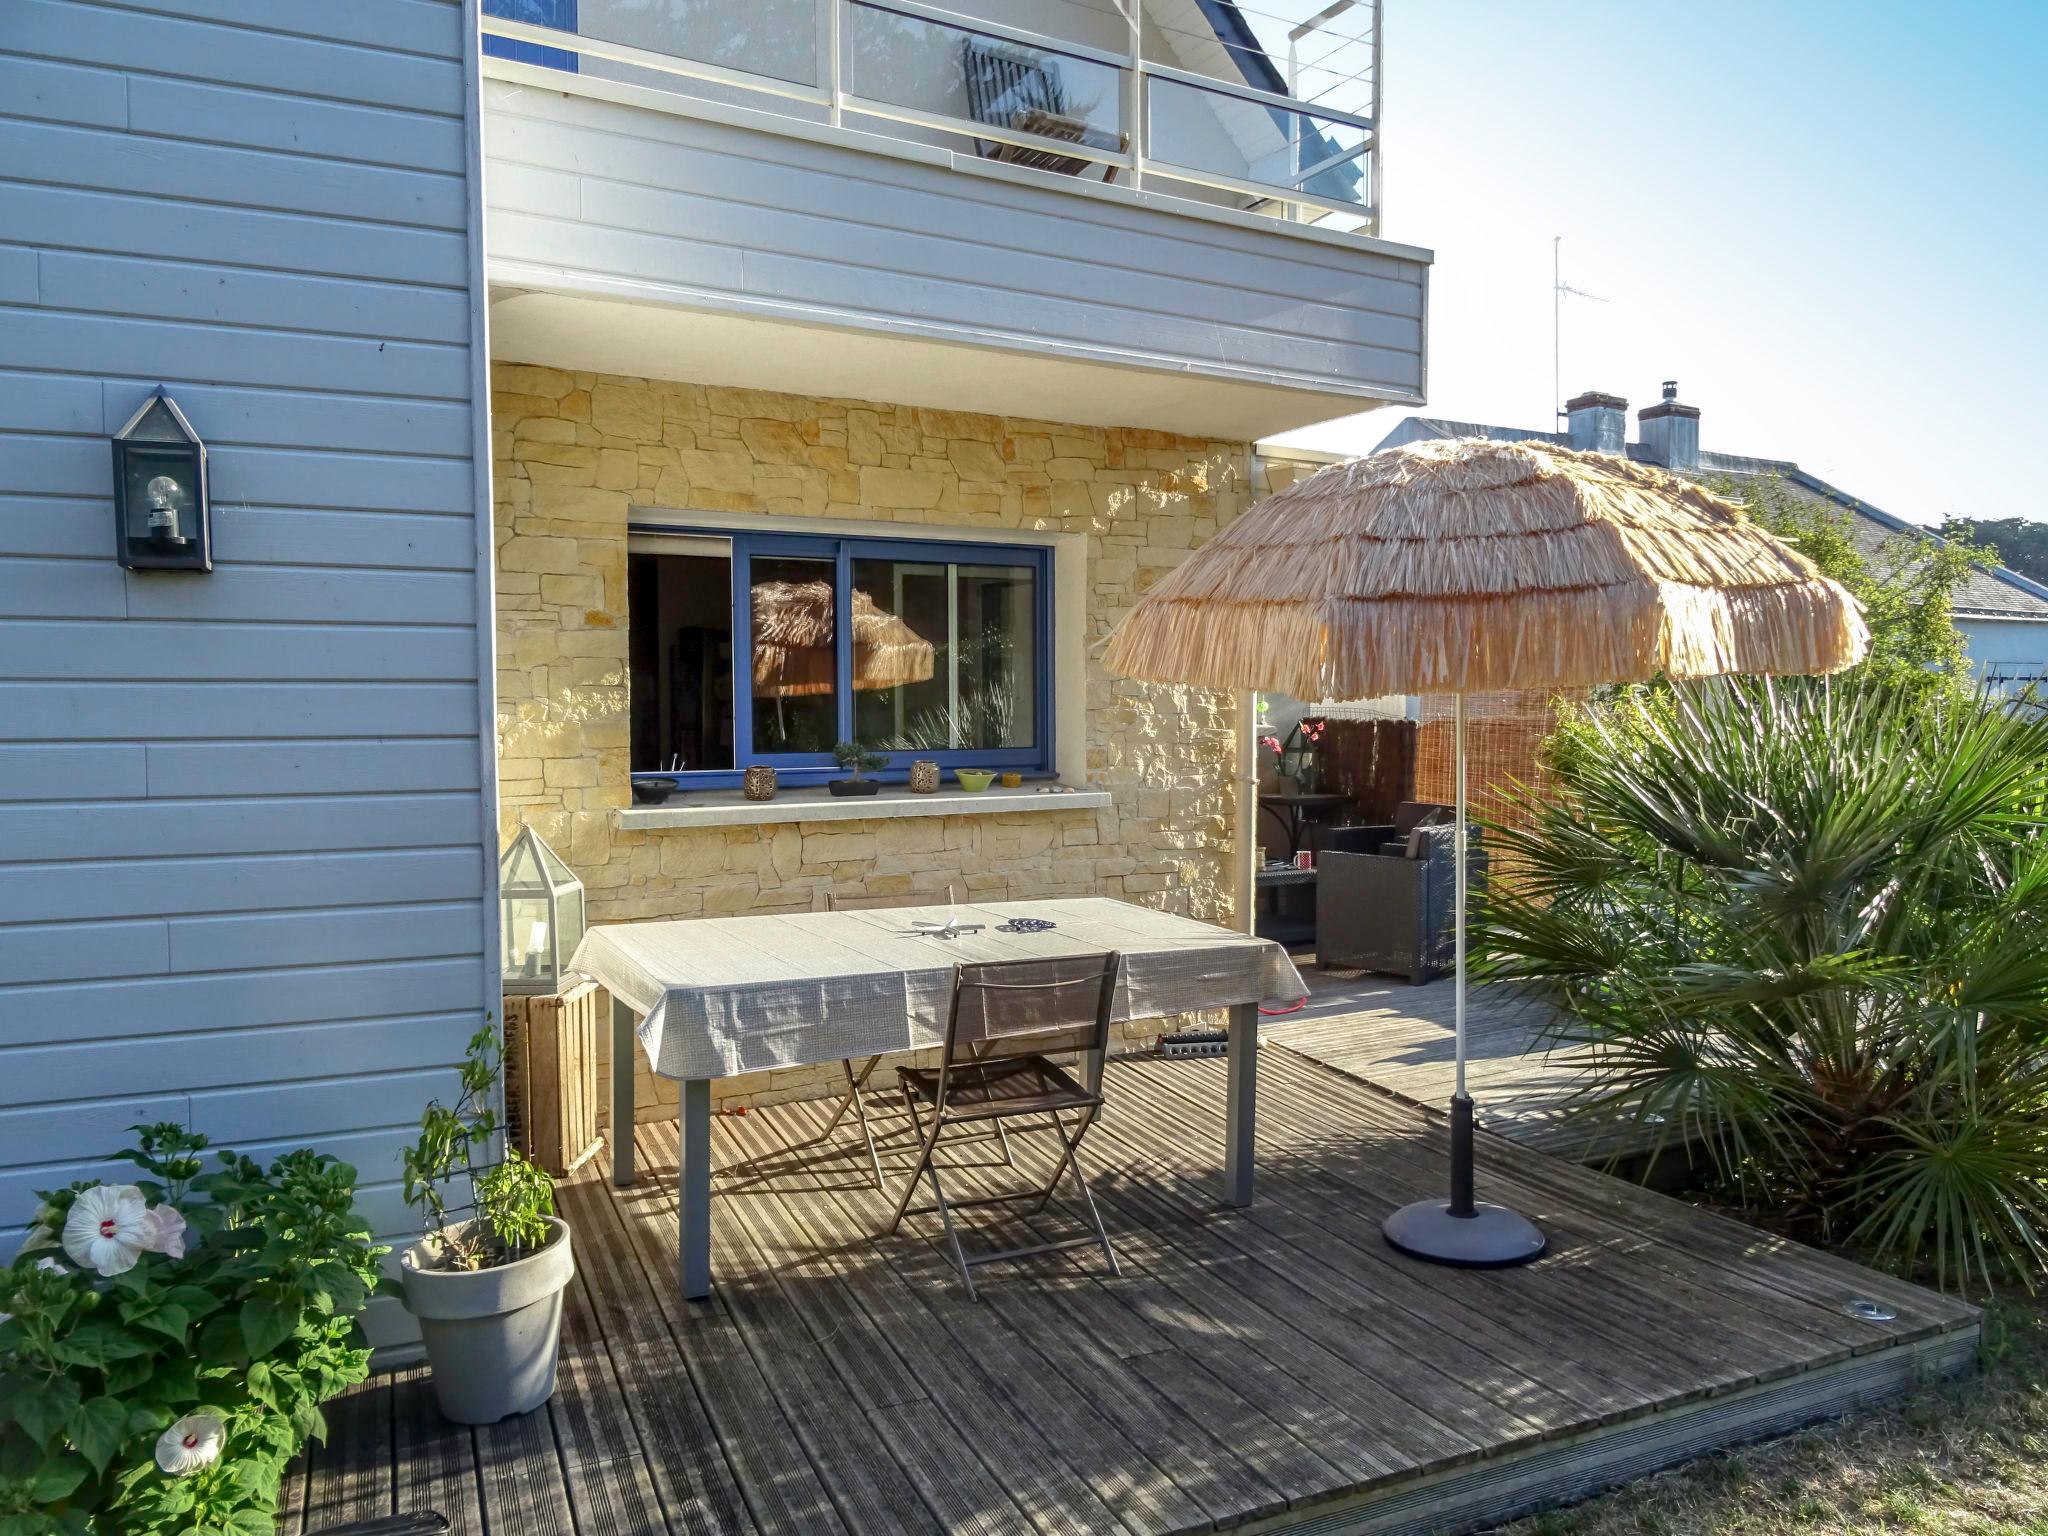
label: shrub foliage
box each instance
[1483,677,2048,1294]
[402,1024,555,1272]
[0,1125,384,1535]
[1724,475,1993,701]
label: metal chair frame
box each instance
[817,1048,1018,1188]
[885,953,1122,1298]
[765,886,1011,1192]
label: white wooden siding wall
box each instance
[481,80,1426,403]
[1959,617,2048,687]
[0,0,496,1252]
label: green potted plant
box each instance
[828,739,886,797]
[398,1024,574,1425]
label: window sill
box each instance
[614,783,1112,831]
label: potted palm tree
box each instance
[399,1025,574,1424]
[829,738,886,796]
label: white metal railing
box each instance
[480,0,1380,237]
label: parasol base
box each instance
[1382,1090,1547,1267]
[1382,1197,1548,1268]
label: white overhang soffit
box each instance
[489,288,1412,441]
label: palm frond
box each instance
[1477,673,2048,1295]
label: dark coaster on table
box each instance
[996,917,1055,934]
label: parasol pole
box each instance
[1382,690,1546,1267]
[1093,435,1869,1270]
[1449,691,1474,1217]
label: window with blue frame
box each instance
[627,528,1052,787]
[482,0,578,73]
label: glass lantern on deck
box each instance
[500,825,585,996]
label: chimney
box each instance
[1637,380,1701,471]
[1563,391,1627,453]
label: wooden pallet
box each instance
[503,981,604,1178]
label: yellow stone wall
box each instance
[491,363,1248,1114]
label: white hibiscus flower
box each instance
[61,1184,153,1276]
[143,1203,189,1260]
[155,1413,226,1476]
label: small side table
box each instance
[1254,864,1318,948]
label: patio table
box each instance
[567,895,1307,1298]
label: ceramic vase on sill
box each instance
[908,759,940,794]
[742,764,777,801]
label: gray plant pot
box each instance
[400,1217,574,1425]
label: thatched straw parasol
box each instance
[1105,437,1869,1267]
[751,579,936,698]
[1104,437,1868,699]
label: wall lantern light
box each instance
[112,390,211,572]
[500,824,587,997]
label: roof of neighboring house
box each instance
[1185,0,1366,204]
[1191,0,1290,96]
[1367,416,2048,624]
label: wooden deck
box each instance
[1267,970,1675,1166]
[291,1047,1975,1535]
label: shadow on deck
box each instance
[1269,970,1687,1170]
[289,1049,1976,1535]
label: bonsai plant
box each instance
[398,1024,574,1425]
[828,738,887,797]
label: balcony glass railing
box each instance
[848,4,1131,176]
[1145,68,1370,214]
[481,0,1380,236]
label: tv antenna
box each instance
[1553,236,1608,420]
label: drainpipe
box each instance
[1235,691,1257,932]
[1232,449,1277,935]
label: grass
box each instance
[1496,1296,2048,1535]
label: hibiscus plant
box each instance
[401,1024,556,1272]
[0,1122,385,1535]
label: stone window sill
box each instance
[614,783,1112,831]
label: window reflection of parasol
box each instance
[749,578,936,733]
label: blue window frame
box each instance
[628,526,1054,790]
[483,0,579,73]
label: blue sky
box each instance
[1268,1,2048,527]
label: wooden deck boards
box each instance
[1266,970,1677,1165]
[303,1050,1975,1535]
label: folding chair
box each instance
[885,953,1123,1298]
[812,886,961,1189]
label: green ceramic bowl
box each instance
[954,768,997,792]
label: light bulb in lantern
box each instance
[145,475,187,548]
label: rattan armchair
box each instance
[1315,802,1483,982]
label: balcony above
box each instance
[480,0,1430,439]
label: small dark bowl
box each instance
[631,776,680,805]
